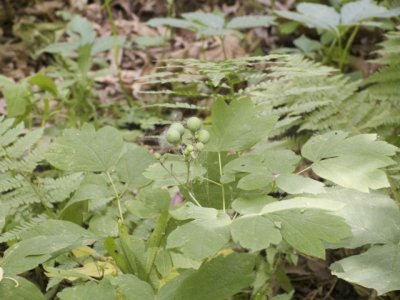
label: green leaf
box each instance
[0,275,45,300]
[92,36,125,55]
[317,188,400,248]
[331,244,400,295]
[268,210,351,259]
[276,3,340,32]
[293,35,322,53]
[57,278,117,300]
[67,15,96,45]
[169,202,218,220]
[28,73,58,96]
[147,18,194,29]
[171,253,255,300]
[167,214,231,260]
[46,124,124,172]
[3,82,31,117]
[227,15,275,29]
[231,215,282,251]
[0,220,96,275]
[276,174,325,194]
[223,150,299,190]
[127,187,170,218]
[301,131,397,192]
[116,147,156,188]
[143,155,205,188]
[109,274,155,300]
[182,12,225,29]
[340,0,400,26]
[206,99,277,152]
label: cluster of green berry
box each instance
[166,117,210,158]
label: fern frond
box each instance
[0,214,48,243]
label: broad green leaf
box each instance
[261,197,345,214]
[172,253,255,300]
[167,214,231,260]
[223,149,300,190]
[268,210,351,259]
[67,15,96,45]
[276,174,325,194]
[331,244,400,295]
[127,187,170,218]
[317,188,400,248]
[301,131,397,192]
[57,278,117,300]
[227,15,275,29]
[231,215,282,251]
[0,220,96,275]
[182,12,225,29]
[293,35,323,53]
[340,0,400,26]
[232,196,275,214]
[190,152,237,209]
[206,99,277,152]
[46,124,124,172]
[169,202,218,220]
[109,274,154,300]
[28,73,58,96]
[116,147,156,188]
[276,3,340,32]
[0,275,45,300]
[143,155,205,188]
[3,82,31,117]
[92,36,125,55]
[147,18,194,29]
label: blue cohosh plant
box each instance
[275,0,400,69]
[1,90,400,298]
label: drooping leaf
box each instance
[46,124,124,172]
[331,244,400,295]
[206,99,277,152]
[301,131,397,192]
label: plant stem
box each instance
[104,0,135,107]
[218,152,226,212]
[106,171,124,222]
[339,25,360,71]
[219,36,228,60]
[159,161,202,206]
[202,177,222,186]
[296,165,312,175]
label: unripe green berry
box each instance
[197,129,210,144]
[166,129,181,144]
[154,153,161,160]
[187,117,202,132]
[186,144,194,152]
[170,122,185,136]
[195,142,204,151]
